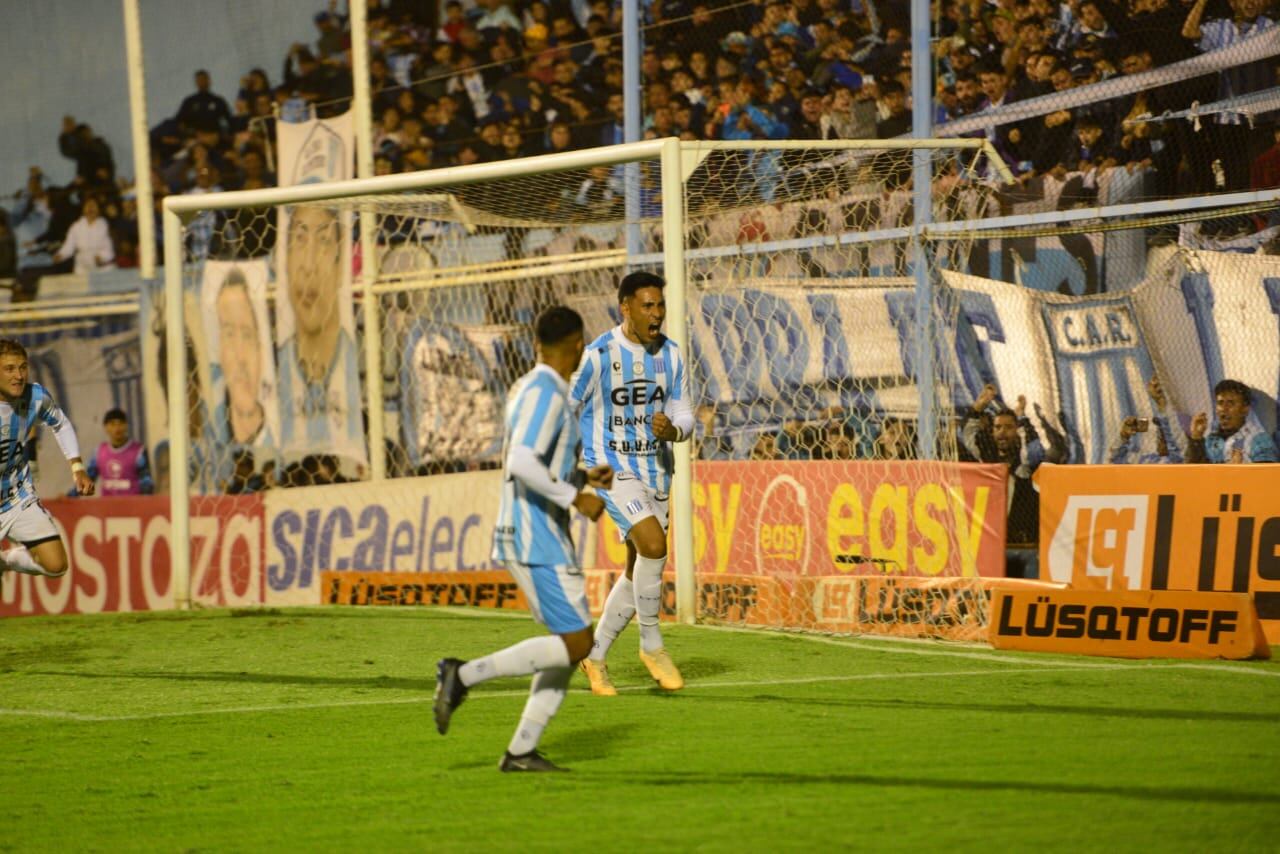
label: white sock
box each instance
[1,547,52,577]
[633,554,667,653]
[458,635,570,687]
[589,575,636,661]
[507,666,571,756]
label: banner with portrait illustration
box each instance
[200,259,279,473]
[275,109,365,469]
[139,277,215,494]
[12,321,142,500]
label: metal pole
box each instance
[661,140,694,624]
[122,0,156,279]
[162,206,190,609]
[622,0,643,260]
[910,0,937,460]
[351,0,386,481]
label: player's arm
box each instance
[569,348,599,409]
[508,384,606,519]
[38,393,94,496]
[651,349,695,442]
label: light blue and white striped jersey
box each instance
[493,364,581,567]
[571,326,690,494]
[0,383,76,511]
[277,328,363,463]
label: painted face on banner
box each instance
[286,206,342,338]
[216,280,262,418]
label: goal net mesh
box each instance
[167,141,1280,634]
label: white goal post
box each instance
[161,136,1008,616]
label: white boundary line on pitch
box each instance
[417,606,1279,677]
[0,663,1140,722]
[689,622,1280,676]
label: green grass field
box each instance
[2,607,1278,852]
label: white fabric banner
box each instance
[200,259,280,459]
[945,249,1280,462]
[274,110,366,468]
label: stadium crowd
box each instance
[6,0,1280,295]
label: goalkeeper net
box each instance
[164,139,1280,638]
[163,138,1011,632]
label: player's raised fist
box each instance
[572,491,606,520]
[651,412,678,441]
[585,464,614,490]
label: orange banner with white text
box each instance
[989,587,1270,659]
[1037,464,1280,644]
[594,461,1008,579]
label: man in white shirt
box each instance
[15,196,113,300]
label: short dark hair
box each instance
[0,339,27,360]
[103,408,128,424]
[1214,378,1252,405]
[617,271,665,303]
[535,305,585,346]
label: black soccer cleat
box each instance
[499,749,568,773]
[433,658,468,735]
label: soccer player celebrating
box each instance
[572,271,694,695]
[433,306,613,773]
[0,339,94,584]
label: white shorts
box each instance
[599,473,669,539]
[503,562,591,634]
[0,497,61,547]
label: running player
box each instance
[573,271,694,694]
[0,339,94,584]
[433,306,613,772]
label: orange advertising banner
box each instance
[594,461,1008,579]
[989,587,1270,659]
[1037,464,1280,643]
[795,576,1063,642]
[320,570,529,611]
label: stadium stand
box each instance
[9,0,1279,304]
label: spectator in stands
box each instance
[15,195,114,300]
[873,416,916,460]
[9,168,53,275]
[962,386,1047,576]
[375,106,405,154]
[81,408,153,496]
[1183,0,1277,190]
[1059,0,1119,52]
[1109,378,1184,464]
[695,404,735,460]
[1186,379,1280,462]
[58,117,115,190]
[313,11,346,61]
[825,422,859,460]
[875,79,912,138]
[791,89,827,138]
[177,70,233,138]
[182,167,223,261]
[439,1,466,43]
[821,83,876,139]
[1062,114,1118,175]
[749,431,780,461]
[977,64,1026,170]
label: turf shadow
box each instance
[672,693,1280,725]
[588,770,1280,805]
